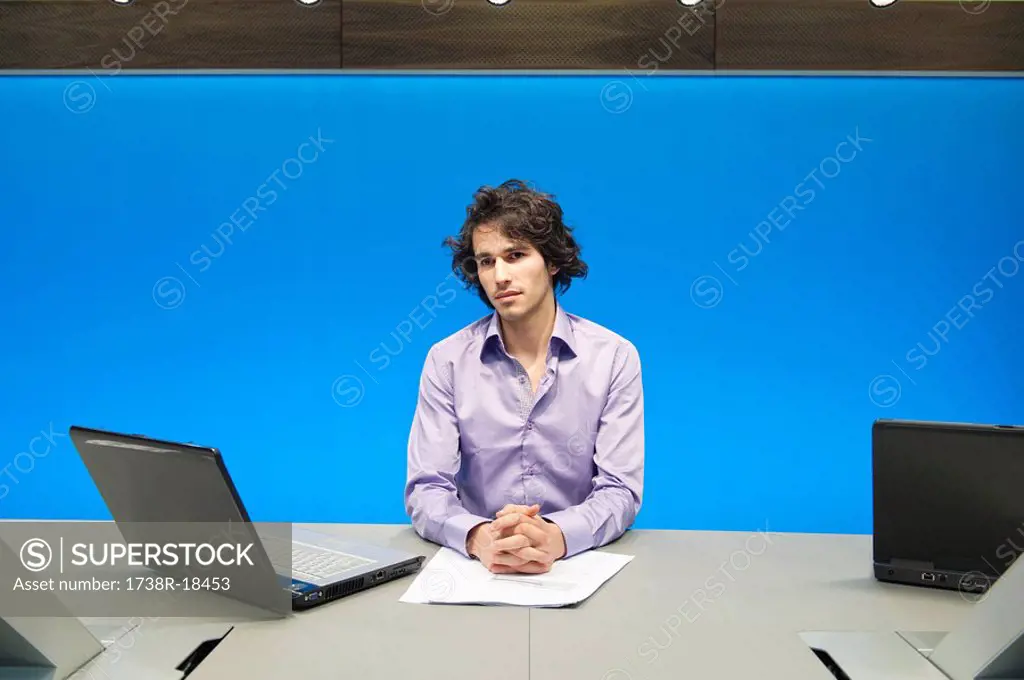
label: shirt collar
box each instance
[482,301,577,360]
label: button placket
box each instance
[511,360,532,494]
[513,360,533,421]
[510,352,557,502]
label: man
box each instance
[404,179,644,574]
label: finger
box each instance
[511,516,548,537]
[490,512,530,533]
[472,526,499,549]
[514,511,545,530]
[495,505,519,518]
[513,521,548,544]
[510,546,548,563]
[518,508,545,523]
[487,562,520,574]
[509,516,544,536]
[491,534,532,552]
[496,503,539,518]
[512,560,551,574]
[491,550,529,567]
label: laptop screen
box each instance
[873,421,1024,576]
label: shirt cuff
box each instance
[542,509,593,559]
[442,512,492,558]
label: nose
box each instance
[493,258,512,284]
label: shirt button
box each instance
[526,421,533,429]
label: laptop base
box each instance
[291,556,425,610]
[874,562,992,597]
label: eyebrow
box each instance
[475,244,529,259]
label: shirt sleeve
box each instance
[404,345,490,557]
[543,340,644,558]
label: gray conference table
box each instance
[74,522,972,680]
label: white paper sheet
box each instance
[399,547,633,607]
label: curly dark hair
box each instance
[443,179,588,309]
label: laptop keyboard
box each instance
[290,542,376,579]
[261,538,377,580]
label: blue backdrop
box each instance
[1,73,1022,536]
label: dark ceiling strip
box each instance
[0,0,1021,72]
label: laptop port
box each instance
[375,569,386,581]
[921,572,936,582]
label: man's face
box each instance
[471,223,556,322]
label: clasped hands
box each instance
[466,503,567,574]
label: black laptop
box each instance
[69,426,425,611]
[872,418,1024,596]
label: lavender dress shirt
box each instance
[404,303,644,559]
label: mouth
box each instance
[495,291,521,301]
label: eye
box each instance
[509,251,524,260]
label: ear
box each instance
[548,264,560,276]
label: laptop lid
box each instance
[872,419,1024,577]
[68,426,292,616]
[68,426,251,525]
